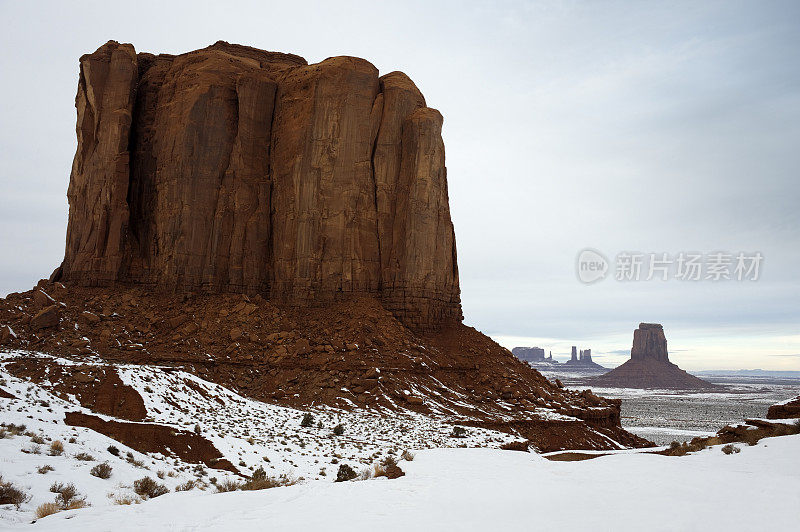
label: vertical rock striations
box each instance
[64,41,138,285]
[57,41,462,330]
[630,323,669,362]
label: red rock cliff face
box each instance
[58,41,461,330]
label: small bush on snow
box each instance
[335,464,357,482]
[215,479,241,493]
[0,476,29,507]
[300,413,314,427]
[133,477,169,499]
[90,462,112,479]
[450,426,467,438]
[240,467,296,490]
[48,440,64,456]
[107,445,120,456]
[50,482,87,509]
[175,479,198,492]
[37,464,55,474]
[74,452,94,461]
[721,444,740,455]
[332,424,345,436]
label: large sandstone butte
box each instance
[54,40,460,331]
[587,323,717,389]
[0,42,653,452]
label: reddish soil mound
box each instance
[4,357,146,420]
[65,412,237,473]
[1,281,652,451]
[0,387,16,399]
[767,396,800,419]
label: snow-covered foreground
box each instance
[23,435,800,531]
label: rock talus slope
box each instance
[57,41,460,331]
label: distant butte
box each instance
[586,323,718,389]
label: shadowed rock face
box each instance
[57,41,461,331]
[631,323,669,362]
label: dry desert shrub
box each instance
[112,495,140,505]
[240,467,296,490]
[335,464,357,482]
[372,456,404,479]
[300,413,314,427]
[450,426,467,438]
[132,476,169,499]
[48,440,64,456]
[721,444,741,455]
[0,476,29,507]
[34,502,60,519]
[74,452,94,461]
[50,482,86,509]
[215,479,241,493]
[65,499,89,510]
[90,462,112,479]
[401,450,415,461]
[175,479,197,492]
[36,465,55,474]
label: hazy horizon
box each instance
[1,1,798,370]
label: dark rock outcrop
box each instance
[586,323,717,389]
[56,41,461,331]
[767,396,800,419]
[65,411,237,472]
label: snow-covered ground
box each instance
[0,352,516,524]
[18,435,800,531]
[3,352,798,530]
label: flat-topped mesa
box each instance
[56,41,462,331]
[631,323,669,362]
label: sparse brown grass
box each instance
[34,502,60,519]
[74,452,94,461]
[65,499,89,510]
[175,479,197,492]
[48,440,64,456]
[111,495,140,505]
[215,479,241,493]
[401,450,415,461]
[240,468,296,491]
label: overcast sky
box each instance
[1,0,798,369]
